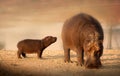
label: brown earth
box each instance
[0,50,120,76]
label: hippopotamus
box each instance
[17,36,57,59]
[61,13,104,69]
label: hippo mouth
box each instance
[85,63,102,69]
[53,37,57,43]
[54,37,57,41]
[85,59,102,69]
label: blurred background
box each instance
[0,0,120,50]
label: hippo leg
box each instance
[17,50,22,59]
[37,50,43,58]
[76,49,84,66]
[64,47,72,63]
[22,52,26,58]
[39,50,43,58]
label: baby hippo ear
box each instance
[44,36,52,41]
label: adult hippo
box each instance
[61,13,104,69]
[17,36,57,59]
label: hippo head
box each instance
[43,36,57,47]
[83,33,103,69]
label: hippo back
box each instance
[62,13,104,51]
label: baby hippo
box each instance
[17,36,57,59]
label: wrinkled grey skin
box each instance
[61,13,104,69]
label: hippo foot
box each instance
[76,62,84,66]
[18,57,22,59]
[38,57,43,59]
[64,60,73,63]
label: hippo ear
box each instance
[45,36,52,41]
[45,37,49,41]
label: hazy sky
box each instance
[0,0,120,28]
[0,0,120,50]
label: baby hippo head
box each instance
[42,36,57,47]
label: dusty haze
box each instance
[0,0,120,50]
[0,1,120,76]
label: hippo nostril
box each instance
[53,37,56,40]
[54,38,56,41]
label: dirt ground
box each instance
[0,50,120,76]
